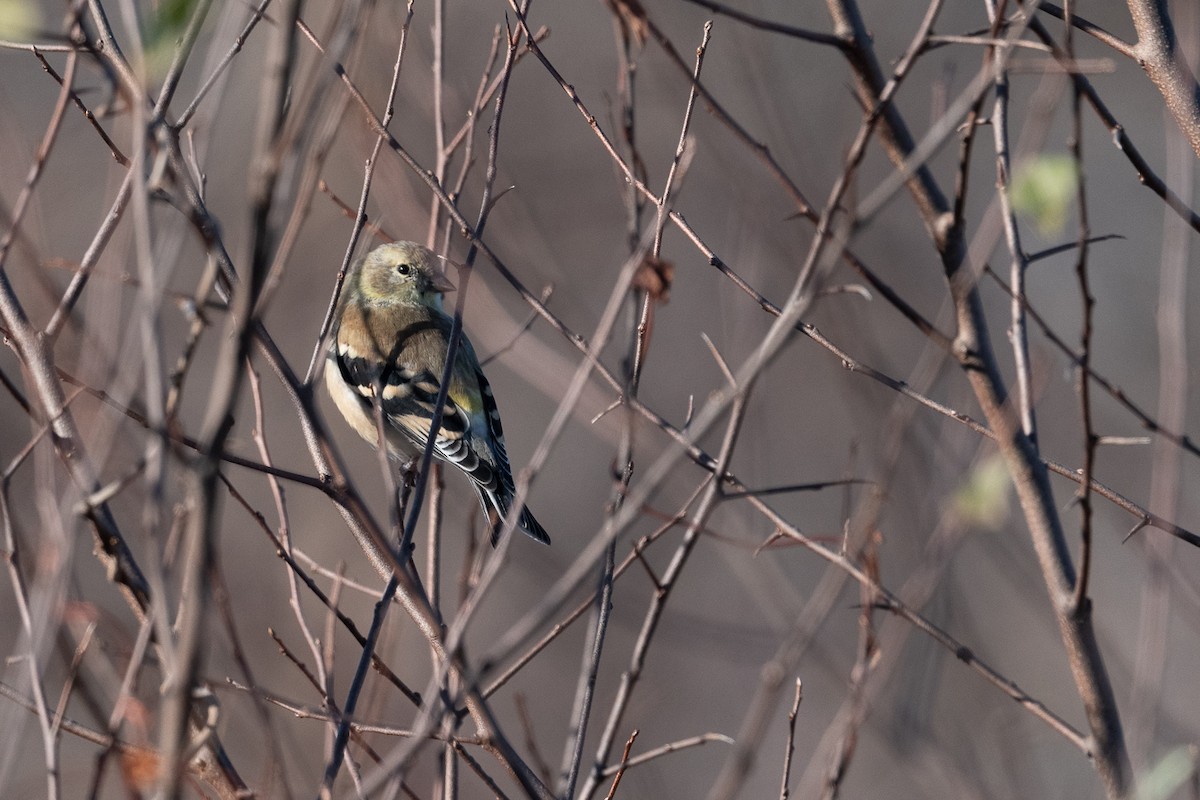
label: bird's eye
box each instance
[396,263,413,276]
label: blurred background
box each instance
[0,1,1197,797]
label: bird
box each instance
[324,240,550,546]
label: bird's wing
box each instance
[333,306,549,544]
[378,362,488,474]
[378,317,501,487]
[473,366,517,493]
[332,306,466,458]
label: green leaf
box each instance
[953,453,1011,530]
[0,0,41,40]
[1137,746,1197,800]
[144,0,198,77]
[1011,154,1080,236]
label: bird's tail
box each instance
[476,485,551,546]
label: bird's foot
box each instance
[399,459,419,490]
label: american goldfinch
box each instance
[324,241,550,545]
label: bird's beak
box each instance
[432,258,458,293]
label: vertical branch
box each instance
[427,466,445,613]
[440,25,505,254]
[1,3,249,794]
[159,0,299,790]
[423,10,455,793]
[344,18,556,800]
[557,10,650,796]
[247,0,300,286]
[611,1,647,254]
[396,10,520,570]
[1126,0,1200,157]
[427,0,448,247]
[987,0,1037,444]
[302,1,416,390]
[651,21,710,255]
[574,22,711,800]
[256,7,377,315]
[1129,0,1195,765]
[818,533,880,799]
[248,364,330,718]
[0,35,149,797]
[558,542,616,797]
[826,0,1131,795]
[487,1,827,718]
[321,575,403,797]
[779,680,803,800]
[322,376,417,794]
[1066,1,1097,612]
[439,663,458,800]
[0,492,60,800]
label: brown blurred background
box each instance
[0,1,1197,797]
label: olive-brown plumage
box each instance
[325,241,550,545]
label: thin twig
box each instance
[31,49,128,164]
[578,376,750,800]
[1035,2,1136,57]
[177,0,274,126]
[678,0,845,46]
[603,730,639,800]
[986,0,1037,445]
[780,680,802,800]
[597,732,733,778]
[1025,16,1200,233]
[1,494,61,800]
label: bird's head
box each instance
[354,241,457,309]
